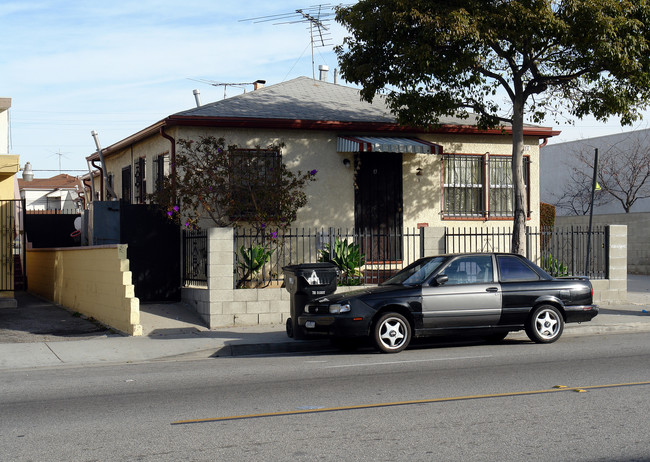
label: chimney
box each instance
[253,79,266,90]
[193,89,202,107]
[319,65,329,82]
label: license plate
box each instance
[305,321,316,329]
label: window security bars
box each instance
[444,226,608,279]
[182,228,208,286]
[121,165,132,204]
[443,154,530,219]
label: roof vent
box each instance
[193,89,202,107]
[319,65,329,82]
[253,80,266,91]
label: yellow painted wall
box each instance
[99,126,542,232]
[26,245,142,335]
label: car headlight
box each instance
[329,303,351,314]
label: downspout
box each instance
[539,137,549,149]
[160,126,177,201]
[86,159,96,202]
[91,160,105,201]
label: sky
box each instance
[3,1,650,178]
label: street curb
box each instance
[212,339,332,357]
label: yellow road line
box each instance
[171,380,650,426]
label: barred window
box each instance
[444,155,484,217]
[134,157,146,204]
[230,149,281,218]
[153,153,170,194]
[122,165,132,204]
[443,154,530,219]
[489,156,529,217]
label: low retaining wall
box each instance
[182,226,628,328]
[557,213,649,275]
[26,245,141,335]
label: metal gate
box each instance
[0,199,25,292]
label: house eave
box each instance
[87,115,560,161]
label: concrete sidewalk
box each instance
[1,276,649,371]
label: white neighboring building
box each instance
[18,174,82,212]
[540,129,650,215]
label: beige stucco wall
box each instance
[97,126,542,232]
[26,245,142,335]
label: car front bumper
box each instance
[297,313,372,338]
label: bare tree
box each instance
[552,165,612,216]
[556,131,650,214]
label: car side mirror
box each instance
[433,274,448,286]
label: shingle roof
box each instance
[18,173,80,190]
[175,76,479,126]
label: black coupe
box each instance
[298,253,598,353]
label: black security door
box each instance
[354,152,403,261]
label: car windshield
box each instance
[381,256,447,286]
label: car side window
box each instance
[497,256,540,282]
[442,256,493,285]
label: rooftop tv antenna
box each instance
[188,79,267,100]
[241,4,335,80]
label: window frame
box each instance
[442,153,530,220]
[229,147,282,220]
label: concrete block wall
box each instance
[182,224,628,327]
[556,213,649,275]
[26,245,142,335]
[591,225,628,305]
[181,227,377,328]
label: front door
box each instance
[354,152,403,262]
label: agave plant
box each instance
[238,244,274,288]
[540,255,569,277]
[318,237,365,285]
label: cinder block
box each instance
[208,289,235,302]
[233,289,258,302]
[259,313,283,325]
[222,301,247,314]
[234,313,259,326]
[209,314,236,328]
[130,324,143,336]
[256,288,283,301]
[246,301,271,314]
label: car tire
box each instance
[525,305,564,344]
[373,312,411,353]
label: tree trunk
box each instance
[510,97,527,256]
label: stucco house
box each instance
[86,77,557,243]
[18,173,83,212]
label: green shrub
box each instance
[318,238,365,285]
[541,255,568,277]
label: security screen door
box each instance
[354,152,403,262]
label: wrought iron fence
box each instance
[445,225,608,279]
[181,225,609,289]
[182,228,208,286]
[233,227,424,288]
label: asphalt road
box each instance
[2,332,649,461]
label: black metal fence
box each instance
[445,225,608,279]
[233,227,424,287]
[182,228,208,286]
[181,225,610,288]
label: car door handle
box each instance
[486,287,499,293]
